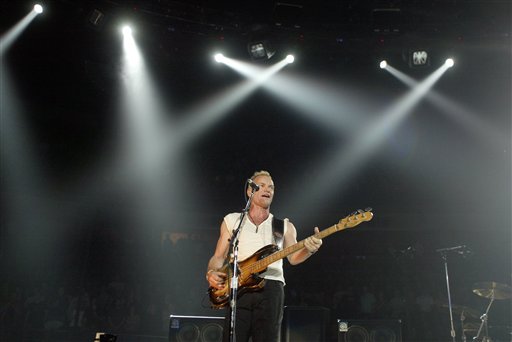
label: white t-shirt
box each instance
[224,212,288,284]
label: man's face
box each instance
[248,175,274,209]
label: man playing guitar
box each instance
[206,170,323,342]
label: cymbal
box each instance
[473,281,511,300]
[441,303,480,319]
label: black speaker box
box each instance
[169,315,224,342]
[281,306,330,342]
[337,319,402,342]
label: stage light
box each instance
[249,43,265,59]
[409,50,429,67]
[248,40,275,60]
[88,9,105,27]
[445,58,454,67]
[285,55,295,64]
[34,4,43,14]
[380,60,387,69]
[214,53,225,63]
[122,26,132,36]
[122,26,140,67]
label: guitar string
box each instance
[239,213,371,278]
[212,213,371,304]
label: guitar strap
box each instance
[272,217,284,249]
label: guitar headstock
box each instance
[337,208,373,230]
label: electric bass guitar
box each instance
[208,208,373,308]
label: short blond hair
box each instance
[250,170,271,181]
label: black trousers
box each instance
[223,279,284,342]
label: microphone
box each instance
[436,245,472,257]
[247,179,260,191]
[436,245,466,253]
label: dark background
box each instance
[1,1,510,341]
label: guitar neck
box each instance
[242,222,343,275]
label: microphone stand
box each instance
[227,187,256,342]
[436,246,464,342]
[441,252,457,342]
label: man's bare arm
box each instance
[285,222,322,265]
[206,220,231,289]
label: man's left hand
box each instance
[304,227,322,255]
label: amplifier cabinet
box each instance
[337,319,402,342]
[169,315,224,342]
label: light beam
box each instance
[218,56,371,134]
[0,8,39,56]
[282,62,454,219]
[167,55,295,152]
[384,63,507,149]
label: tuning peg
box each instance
[357,209,365,214]
[364,207,373,212]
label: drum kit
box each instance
[456,281,511,342]
[436,246,510,342]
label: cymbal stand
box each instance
[473,290,494,342]
[461,309,467,342]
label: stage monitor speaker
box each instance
[94,332,117,342]
[337,319,402,342]
[282,306,330,342]
[169,315,224,342]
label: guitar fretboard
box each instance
[241,222,343,275]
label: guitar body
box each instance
[207,209,373,308]
[208,244,280,309]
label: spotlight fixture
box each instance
[285,54,295,64]
[122,26,132,36]
[247,40,275,60]
[88,9,105,27]
[445,58,454,67]
[214,53,224,63]
[34,4,43,14]
[379,60,387,69]
[408,49,430,68]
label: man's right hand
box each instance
[206,270,227,290]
